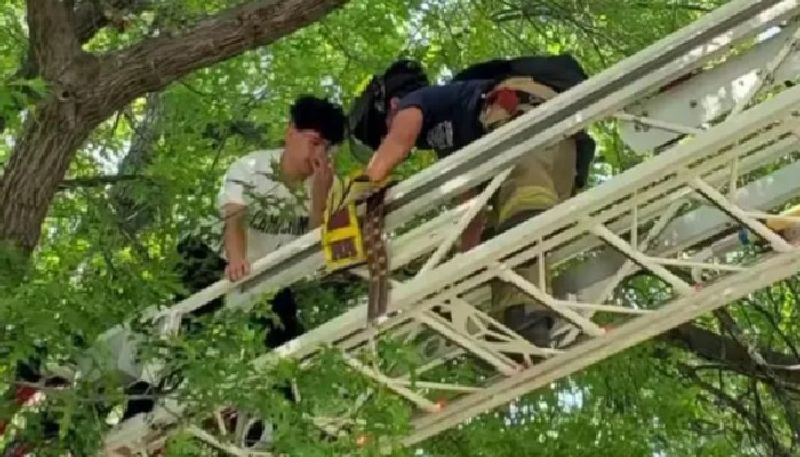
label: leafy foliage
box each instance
[2,0,799,455]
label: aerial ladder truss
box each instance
[6,1,800,455]
[100,0,800,454]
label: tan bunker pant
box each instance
[478,77,577,343]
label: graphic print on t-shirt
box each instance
[217,149,312,262]
[425,121,454,151]
[243,166,309,237]
[394,80,490,157]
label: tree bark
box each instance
[1,0,151,133]
[0,0,349,254]
[73,0,151,44]
[26,0,83,82]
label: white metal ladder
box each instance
[71,1,800,454]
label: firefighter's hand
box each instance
[327,174,389,213]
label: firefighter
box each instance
[337,57,595,348]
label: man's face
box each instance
[285,123,329,175]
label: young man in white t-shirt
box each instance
[1,97,347,454]
[164,95,345,332]
[217,95,345,309]
[112,96,347,450]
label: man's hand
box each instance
[312,155,334,197]
[222,202,249,281]
[310,155,334,228]
[225,257,251,282]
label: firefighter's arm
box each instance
[365,107,423,183]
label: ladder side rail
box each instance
[105,157,800,455]
[139,0,795,327]
[620,21,800,153]
[402,251,800,447]
[257,79,800,371]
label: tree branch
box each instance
[0,0,349,254]
[1,0,151,134]
[73,0,150,44]
[680,363,792,457]
[664,324,800,384]
[109,92,162,235]
[26,0,83,81]
[59,174,141,190]
[104,0,348,100]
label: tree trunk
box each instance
[0,0,349,255]
[0,98,102,252]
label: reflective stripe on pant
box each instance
[479,77,577,317]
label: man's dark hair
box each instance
[290,95,346,145]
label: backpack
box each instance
[452,54,588,92]
[453,54,595,189]
[349,59,429,156]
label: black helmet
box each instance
[349,59,428,158]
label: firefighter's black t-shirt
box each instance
[394,79,493,158]
[393,76,595,189]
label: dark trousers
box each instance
[122,236,305,418]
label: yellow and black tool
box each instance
[321,171,392,321]
[321,171,389,270]
[321,198,366,271]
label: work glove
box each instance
[326,172,390,214]
[766,203,800,232]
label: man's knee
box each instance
[494,208,547,236]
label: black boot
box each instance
[503,305,556,348]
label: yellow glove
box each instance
[326,172,390,214]
[766,204,800,231]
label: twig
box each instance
[59,173,142,190]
